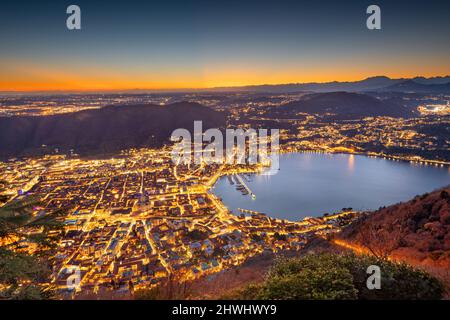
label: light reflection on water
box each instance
[212,153,450,221]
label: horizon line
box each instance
[1,74,449,94]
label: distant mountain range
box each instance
[0,102,225,158]
[275,92,414,119]
[211,76,450,94]
[377,80,450,93]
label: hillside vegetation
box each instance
[338,186,450,284]
[223,253,444,300]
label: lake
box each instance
[211,153,450,221]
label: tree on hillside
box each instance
[356,222,404,260]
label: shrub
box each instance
[234,253,444,300]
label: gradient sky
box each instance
[0,0,449,91]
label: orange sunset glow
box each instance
[2,64,449,92]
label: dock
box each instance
[238,208,266,215]
[234,174,256,199]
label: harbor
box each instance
[227,174,256,199]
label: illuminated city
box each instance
[1,0,449,308]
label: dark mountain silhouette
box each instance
[412,75,450,85]
[211,76,398,93]
[276,92,413,119]
[0,102,226,158]
[208,76,450,93]
[377,80,450,93]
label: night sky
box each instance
[0,0,449,91]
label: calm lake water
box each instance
[211,153,450,221]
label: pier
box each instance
[234,174,256,199]
[238,208,265,215]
